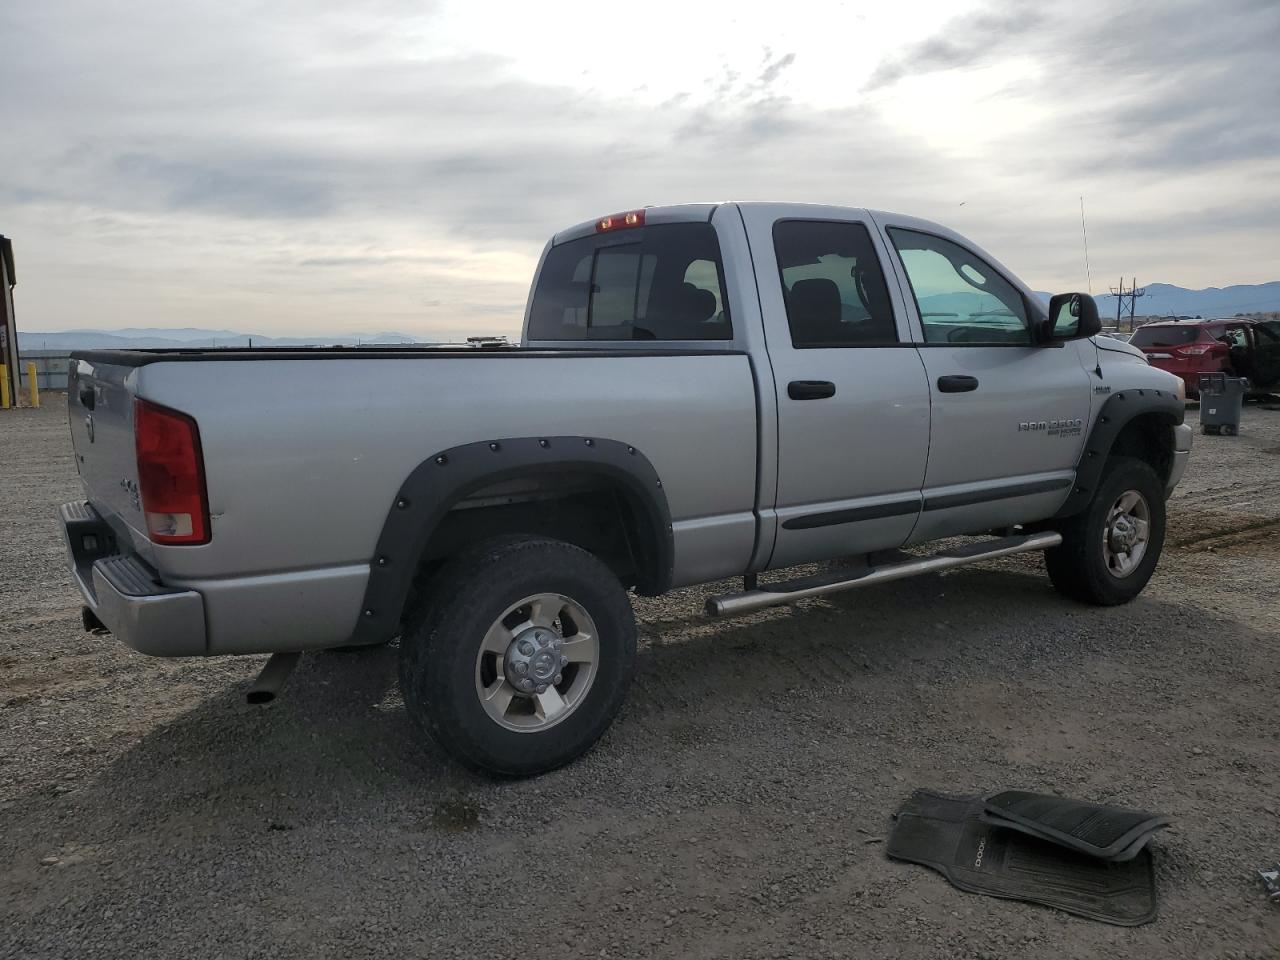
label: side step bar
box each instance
[706,531,1063,618]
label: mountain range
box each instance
[17,327,437,350]
[14,281,1280,351]
[1095,281,1280,319]
[1034,281,1280,319]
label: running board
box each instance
[705,531,1063,618]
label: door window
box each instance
[772,220,898,347]
[1219,326,1249,348]
[888,229,1030,345]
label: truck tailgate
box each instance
[67,357,150,553]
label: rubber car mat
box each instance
[980,811,1159,863]
[979,810,1159,863]
[980,790,1170,861]
[887,791,1158,926]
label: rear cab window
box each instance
[1129,326,1203,348]
[527,223,731,341]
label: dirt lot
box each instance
[2,396,1278,959]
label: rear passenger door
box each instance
[740,207,931,569]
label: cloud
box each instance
[0,0,1277,337]
[864,0,1048,89]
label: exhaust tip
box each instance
[245,651,301,705]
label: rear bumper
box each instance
[1143,358,1225,396]
[59,501,207,656]
[1166,423,1193,497]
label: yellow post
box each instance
[0,370,9,409]
[25,361,39,408]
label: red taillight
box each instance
[596,209,645,233]
[1177,344,1212,356]
[133,398,210,545]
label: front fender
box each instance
[1053,387,1185,519]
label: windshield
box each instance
[1129,325,1203,348]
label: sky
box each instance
[2,0,1278,339]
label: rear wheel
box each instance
[398,536,636,776]
[1047,456,1166,605]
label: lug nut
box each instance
[519,641,535,656]
[553,673,562,685]
[520,678,535,692]
[535,683,547,694]
[559,654,569,667]
[513,662,528,676]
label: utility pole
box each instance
[1106,277,1147,332]
[0,235,20,407]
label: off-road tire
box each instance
[1046,456,1166,606]
[398,536,636,776]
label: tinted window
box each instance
[527,223,731,341]
[1129,325,1202,348]
[888,228,1030,345]
[772,220,897,347]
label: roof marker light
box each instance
[596,210,645,233]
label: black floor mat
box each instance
[887,790,1158,926]
[979,790,1169,861]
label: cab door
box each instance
[739,205,931,570]
[874,216,1094,544]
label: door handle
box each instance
[937,375,979,393]
[788,380,836,400]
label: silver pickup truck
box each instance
[60,202,1192,775]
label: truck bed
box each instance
[71,346,747,365]
[67,348,761,654]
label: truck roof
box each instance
[552,201,953,246]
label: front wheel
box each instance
[1046,457,1166,605]
[398,536,636,776]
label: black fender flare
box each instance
[349,436,673,645]
[1052,387,1184,519]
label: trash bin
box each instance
[1198,373,1247,436]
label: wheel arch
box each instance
[1053,388,1184,520]
[349,436,673,646]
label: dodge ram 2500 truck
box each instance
[60,202,1192,776]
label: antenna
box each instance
[1079,196,1092,295]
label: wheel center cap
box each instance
[1110,517,1134,551]
[504,628,565,693]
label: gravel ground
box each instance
[2,395,1278,959]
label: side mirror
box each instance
[1045,292,1102,342]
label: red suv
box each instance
[1129,318,1280,397]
